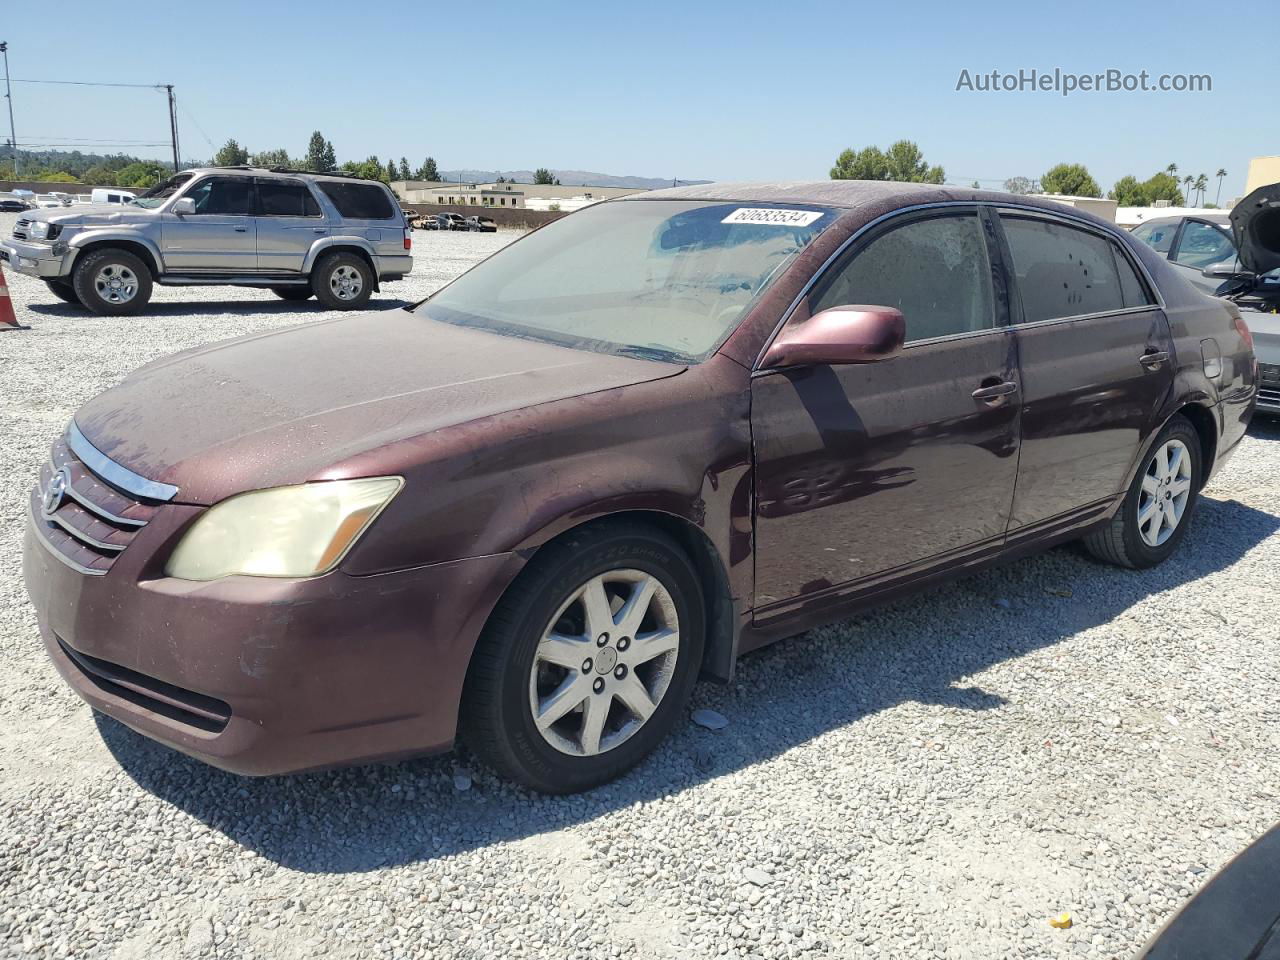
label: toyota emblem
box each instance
[42,467,70,518]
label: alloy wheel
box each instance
[329,264,364,301]
[94,264,138,304]
[1138,438,1193,547]
[528,569,681,757]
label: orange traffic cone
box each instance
[0,260,29,330]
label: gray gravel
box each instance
[3,209,1280,960]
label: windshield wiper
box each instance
[613,344,689,364]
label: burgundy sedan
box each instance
[24,181,1257,793]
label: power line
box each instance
[8,78,168,89]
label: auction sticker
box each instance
[721,207,823,227]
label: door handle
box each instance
[1139,350,1170,368]
[234,226,247,232]
[312,228,327,234]
[972,380,1019,403]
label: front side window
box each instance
[810,213,995,342]
[1001,217,1126,322]
[132,173,194,208]
[183,177,252,216]
[1172,220,1235,269]
[1131,220,1175,254]
[420,199,837,362]
[256,180,321,217]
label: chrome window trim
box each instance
[67,421,179,502]
[752,199,1168,372]
[29,505,108,576]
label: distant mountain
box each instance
[438,169,711,190]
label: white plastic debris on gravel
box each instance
[2,210,1280,960]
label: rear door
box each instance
[997,210,1173,531]
[254,178,327,273]
[160,176,256,272]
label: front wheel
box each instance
[1083,415,1202,568]
[460,521,705,793]
[310,252,373,310]
[71,249,154,316]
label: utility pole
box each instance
[0,42,17,177]
[164,84,181,172]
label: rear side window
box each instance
[257,180,321,217]
[1112,243,1155,308]
[1131,221,1175,254]
[1001,217,1125,322]
[811,213,995,342]
[317,182,395,220]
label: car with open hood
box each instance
[23,181,1257,792]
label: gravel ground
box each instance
[2,210,1279,960]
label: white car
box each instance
[34,195,66,209]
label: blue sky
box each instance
[6,0,1270,200]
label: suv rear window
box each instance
[317,182,395,220]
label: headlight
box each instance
[165,477,403,581]
[30,220,61,241]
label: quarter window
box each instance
[184,177,252,216]
[1112,243,1155,308]
[1131,221,1175,254]
[257,180,321,217]
[1001,217,1126,322]
[811,213,995,342]
[1172,220,1236,269]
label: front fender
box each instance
[67,229,165,273]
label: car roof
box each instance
[185,166,389,186]
[1137,212,1230,227]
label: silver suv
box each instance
[0,167,413,314]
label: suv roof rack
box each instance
[202,165,380,183]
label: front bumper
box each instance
[0,237,72,279]
[24,501,523,775]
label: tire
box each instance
[460,520,706,794]
[45,279,80,305]
[71,249,153,316]
[1083,414,1203,569]
[270,286,313,301]
[310,252,373,310]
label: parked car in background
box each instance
[23,181,1255,793]
[34,195,67,209]
[89,188,137,205]
[0,197,32,212]
[0,167,412,315]
[436,212,467,231]
[1130,214,1240,294]
[465,215,497,233]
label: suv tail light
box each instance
[403,228,412,251]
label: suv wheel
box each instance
[460,521,705,793]
[270,286,313,302]
[71,249,153,316]
[45,279,81,305]
[1083,415,1202,569]
[311,253,373,310]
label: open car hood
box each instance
[1229,183,1280,275]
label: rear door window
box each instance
[811,212,995,342]
[316,182,395,220]
[256,179,321,217]
[1000,216,1126,322]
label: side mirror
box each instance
[761,304,905,369]
[1202,261,1249,280]
[172,197,196,216]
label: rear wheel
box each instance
[1083,415,1202,568]
[270,286,313,301]
[45,279,80,305]
[71,249,153,316]
[460,521,705,793]
[310,252,373,310]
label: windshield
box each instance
[131,173,193,208]
[418,199,836,363]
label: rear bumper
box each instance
[24,508,522,775]
[376,254,413,278]
[0,238,71,279]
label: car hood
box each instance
[1229,183,1280,275]
[28,203,153,226]
[74,310,685,504]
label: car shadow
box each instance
[98,494,1279,875]
[23,297,413,319]
[1249,416,1280,441]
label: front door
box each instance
[751,209,1021,618]
[254,177,328,273]
[160,175,256,272]
[997,211,1175,530]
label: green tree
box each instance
[1003,176,1039,195]
[1142,172,1183,204]
[82,164,118,186]
[1182,175,1194,205]
[385,158,398,182]
[321,140,337,173]
[250,148,291,168]
[416,156,440,181]
[1194,173,1209,206]
[533,167,555,185]
[304,131,335,172]
[1109,175,1146,206]
[398,157,411,180]
[213,139,249,167]
[1215,168,1227,206]
[830,140,944,183]
[1166,163,1178,180]
[1039,163,1100,197]
[340,156,386,181]
[114,161,169,188]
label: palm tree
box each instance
[1167,162,1178,180]
[1182,175,1194,206]
[1194,174,1208,206]
[1215,168,1227,206]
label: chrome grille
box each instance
[13,217,31,241]
[31,433,167,576]
[1260,362,1280,386]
